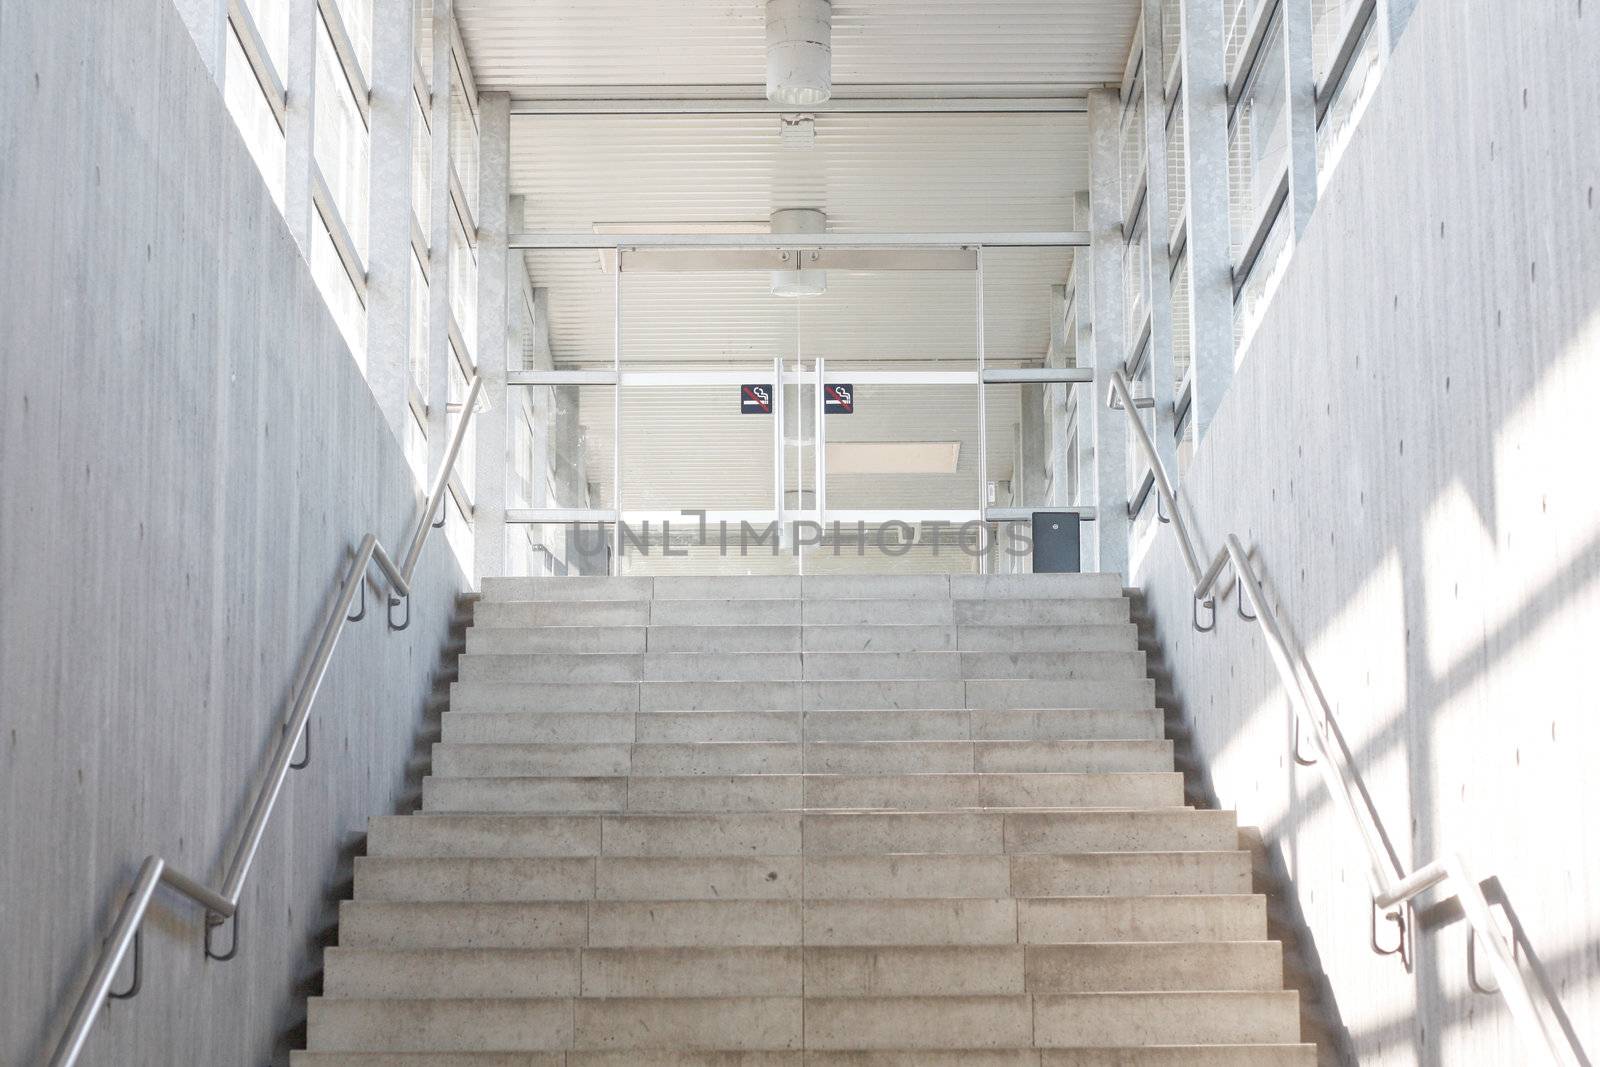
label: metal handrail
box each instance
[47,375,484,1067]
[1107,369,1581,1066]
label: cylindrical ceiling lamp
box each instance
[771,208,827,297]
[766,0,832,106]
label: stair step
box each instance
[352,852,1252,903]
[309,989,1296,1054]
[335,895,1264,950]
[465,627,1158,665]
[474,600,654,627]
[1031,991,1304,1046]
[422,772,1185,815]
[440,709,1167,745]
[292,1048,1318,1065]
[430,741,1174,778]
[323,947,582,998]
[1023,941,1284,992]
[369,810,1239,859]
[478,574,1126,602]
[954,600,1130,626]
[448,678,1157,713]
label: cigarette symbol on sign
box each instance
[740,384,773,414]
[824,384,854,414]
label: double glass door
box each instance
[509,251,1026,576]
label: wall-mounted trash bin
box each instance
[1031,512,1081,573]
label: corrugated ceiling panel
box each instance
[456,0,1140,93]
[511,111,1084,369]
[512,112,1085,232]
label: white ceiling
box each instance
[455,0,1141,97]
[511,110,1085,368]
[467,1,1133,549]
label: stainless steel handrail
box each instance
[48,375,484,1067]
[1107,369,1581,1066]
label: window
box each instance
[1160,0,1183,82]
[1235,205,1291,352]
[1166,99,1187,236]
[445,490,473,573]
[409,249,430,397]
[1228,15,1288,264]
[329,0,374,79]
[1314,1,1383,181]
[510,398,540,510]
[448,205,476,349]
[1124,213,1150,347]
[1120,67,1147,217]
[311,206,367,363]
[240,0,290,74]
[448,342,476,501]
[223,25,285,211]
[1171,253,1192,388]
[411,88,432,233]
[314,13,370,260]
[1224,0,1269,78]
[405,408,428,487]
[414,0,433,89]
[448,61,479,222]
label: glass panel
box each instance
[513,281,540,372]
[405,407,428,486]
[449,63,479,222]
[509,388,542,511]
[509,382,616,511]
[1177,403,1196,473]
[448,206,476,350]
[314,14,369,260]
[619,380,778,515]
[807,268,980,547]
[1225,0,1267,78]
[412,88,431,233]
[986,382,1063,510]
[223,26,285,212]
[1235,203,1291,352]
[1229,17,1288,263]
[409,249,429,395]
[613,267,793,577]
[508,523,613,577]
[1312,0,1367,82]
[330,0,373,78]
[1166,100,1187,235]
[240,0,289,75]
[1317,12,1383,181]
[448,343,475,501]
[1171,253,1192,388]
[1120,67,1147,217]
[445,490,472,573]
[1161,0,1183,82]
[311,207,366,363]
[414,0,432,88]
[1124,214,1150,347]
[1126,351,1157,524]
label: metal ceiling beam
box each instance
[509,96,1089,116]
[510,232,1090,250]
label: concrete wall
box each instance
[0,0,469,1063]
[1134,1,1599,1063]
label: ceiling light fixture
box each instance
[766,0,832,106]
[771,208,827,297]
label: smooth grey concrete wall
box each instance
[0,0,469,1063]
[1133,1,1599,1063]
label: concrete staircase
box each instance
[294,573,1317,1065]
